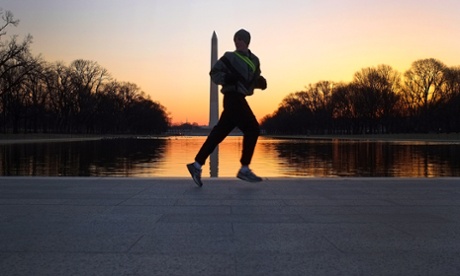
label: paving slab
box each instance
[0,177,459,275]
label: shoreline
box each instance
[1,133,460,144]
[0,134,136,145]
[265,133,460,142]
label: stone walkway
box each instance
[0,177,459,275]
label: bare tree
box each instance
[0,10,171,134]
[22,58,48,132]
[441,66,460,103]
[402,58,447,132]
[69,59,110,133]
[403,58,446,112]
[352,65,401,133]
[0,9,33,82]
[41,62,76,132]
[437,66,460,132]
[0,42,37,132]
[330,83,360,134]
[296,81,335,134]
[0,9,35,132]
[0,9,19,39]
[97,81,140,133]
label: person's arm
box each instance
[252,55,266,90]
[209,53,238,86]
[255,75,267,90]
[209,59,226,85]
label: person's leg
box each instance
[194,106,236,166]
[188,109,234,187]
[229,95,262,182]
[234,98,260,166]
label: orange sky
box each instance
[3,0,460,125]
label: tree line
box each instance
[0,9,170,134]
[261,60,460,135]
[3,8,460,136]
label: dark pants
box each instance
[195,93,260,166]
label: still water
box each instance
[1,136,460,177]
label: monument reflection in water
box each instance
[1,136,460,177]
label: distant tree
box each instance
[402,58,446,131]
[262,59,460,135]
[0,9,18,37]
[95,81,122,133]
[0,10,32,84]
[69,59,110,133]
[127,97,170,134]
[279,92,313,134]
[46,62,76,132]
[440,66,460,104]
[351,65,402,133]
[330,83,360,134]
[261,81,335,134]
[437,66,460,132]
[96,81,170,134]
[0,9,35,132]
[21,58,48,133]
[0,9,171,135]
[302,81,335,134]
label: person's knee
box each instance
[244,125,260,137]
[239,115,259,136]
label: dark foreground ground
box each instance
[0,177,459,276]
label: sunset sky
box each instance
[3,0,460,125]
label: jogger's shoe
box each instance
[187,163,203,187]
[237,169,263,182]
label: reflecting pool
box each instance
[1,136,460,177]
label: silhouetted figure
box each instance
[187,29,267,187]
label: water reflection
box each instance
[259,139,460,177]
[210,146,219,177]
[1,136,459,177]
[0,138,166,177]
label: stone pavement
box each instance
[0,177,459,275]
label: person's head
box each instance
[234,29,250,51]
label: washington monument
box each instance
[209,31,218,127]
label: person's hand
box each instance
[225,73,238,84]
[255,76,267,90]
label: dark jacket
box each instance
[210,50,265,96]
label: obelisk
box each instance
[209,31,218,127]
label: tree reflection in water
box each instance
[262,139,460,177]
[0,138,166,176]
[1,137,460,177]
